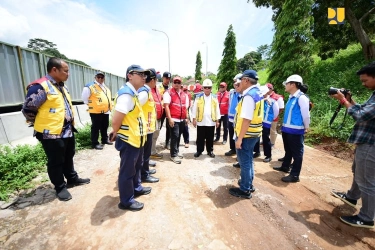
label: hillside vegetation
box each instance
[261,43,372,143]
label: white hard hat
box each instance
[202,79,213,87]
[284,74,303,85]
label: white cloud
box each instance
[0,0,274,78]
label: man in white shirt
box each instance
[82,72,113,150]
[163,76,189,164]
[191,79,220,158]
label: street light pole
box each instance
[202,42,208,76]
[152,29,170,73]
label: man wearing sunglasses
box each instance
[163,76,189,164]
[82,72,113,150]
[110,64,150,211]
[191,79,220,158]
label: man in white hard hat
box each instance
[191,79,220,158]
[273,74,310,183]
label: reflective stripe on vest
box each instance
[85,82,112,113]
[29,77,74,135]
[115,85,146,148]
[234,87,263,138]
[195,93,218,122]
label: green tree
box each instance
[257,44,271,60]
[27,38,56,51]
[195,51,203,82]
[250,0,375,60]
[237,51,262,72]
[267,0,315,89]
[217,24,237,89]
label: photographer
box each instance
[330,61,375,229]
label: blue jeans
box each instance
[347,144,375,221]
[236,137,258,192]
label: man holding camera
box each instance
[331,62,375,229]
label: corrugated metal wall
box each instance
[0,41,126,107]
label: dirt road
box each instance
[1,126,374,250]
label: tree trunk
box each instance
[345,5,375,60]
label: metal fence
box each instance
[0,40,126,107]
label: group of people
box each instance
[22,57,375,229]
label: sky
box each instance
[0,0,275,78]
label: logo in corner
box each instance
[328,8,345,24]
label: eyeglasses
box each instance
[131,72,147,78]
[203,87,212,89]
[173,81,181,84]
[96,76,104,79]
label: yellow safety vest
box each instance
[86,82,112,113]
[139,86,156,133]
[195,93,219,122]
[115,85,146,148]
[33,79,75,135]
[234,88,263,138]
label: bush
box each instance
[0,144,46,200]
[0,124,93,201]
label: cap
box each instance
[240,69,258,80]
[126,64,146,75]
[145,68,157,82]
[284,74,303,85]
[95,71,105,76]
[173,76,182,83]
[266,83,273,90]
[163,72,171,78]
[202,79,213,87]
[219,82,227,87]
[193,83,202,93]
[195,80,200,83]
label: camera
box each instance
[328,87,350,96]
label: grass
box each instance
[0,123,93,201]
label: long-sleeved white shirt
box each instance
[191,94,221,126]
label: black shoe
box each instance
[263,157,272,163]
[229,187,252,199]
[194,152,202,158]
[222,140,227,145]
[56,188,72,201]
[67,177,90,187]
[208,152,215,158]
[340,215,374,229]
[102,140,113,145]
[225,149,236,156]
[331,191,357,207]
[149,169,156,175]
[278,157,285,162]
[93,144,104,150]
[118,201,144,211]
[273,166,290,173]
[281,175,300,183]
[214,138,219,142]
[134,186,152,196]
[141,176,159,183]
[233,162,240,168]
[253,152,261,158]
[237,179,256,192]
